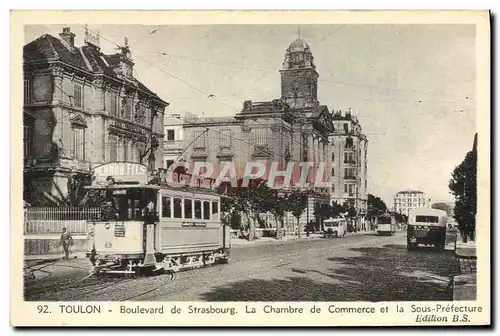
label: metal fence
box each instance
[24,220,88,236]
[24,207,101,236]
[24,207,101,221]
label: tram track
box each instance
[25,234,391,301]
[132,234,390,301]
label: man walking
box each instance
[60,228,73,260]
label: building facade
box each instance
[180,38,368,229]
[329,110,368,216]
[163,112,185,169]
[23,27,168,206]
[393,190,432,217]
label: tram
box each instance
[376,215,397,236]
[407,208,447,250]
[85,162,230,275]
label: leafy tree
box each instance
[367,194,387,219]
[449,134,477,242]
[313,201,344,232]
[286,190,308,238]
[431,202,453,216]
[266,192,289,239]
[217,178,276,241]
[394,212,408,224]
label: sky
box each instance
[24,24,476,206]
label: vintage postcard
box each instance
[10,10,490,327]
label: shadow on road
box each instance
[200,244,458,302]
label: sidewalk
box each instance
[24,252,87,268]
[452,233,477,300]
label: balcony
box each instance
[344,175,356,181]
[191,146,208,159]
[344,160,356,164]
[217,145,234,160]
[164,140,183,149]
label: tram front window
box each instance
[102,188,158,221]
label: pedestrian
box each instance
[60,228,73,260]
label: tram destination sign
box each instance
[92,162,148,185]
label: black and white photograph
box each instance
[11,10,490,327]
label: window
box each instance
[345,137,353,148]
[212,201,219,220]
[23,122,34,157]
[193,130,207,148]
[173,198,182,218]
[344,123,349,133]
[331,152,335,161]
[109,135,117,161]
[117,137,124,161]
[137,142,145,163]
[166,160,174,169]
[110,94,118,116]
[331,184,335,193]
[167,130,175,141]
[203,201,210,220]
[24,80,31,105]
[144,108,151,127]
[184,199,193,219]
[344,184,355,195]
[415,216,439,223]
[331,168,335,176]
[73,83,83,108]
[162,196,171,218]
[194,200,202,219]
[123,140,129,162]
[123,98,132,120]
[130,141,137,163]
[71,127,85,160]
[344,152,354,163]
[219,129,231,147]
[344,168,356,178]
[254,128,267,145]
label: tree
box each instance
[266,193,289,239]
[367,194,387,219]
[217,178,276,241]
[286,190,308,238]
[394,212,408,224]
[431,202,453,216]
[449,134,477,242]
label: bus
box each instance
[85,162,230,275]
[407,207,447,250]
[376,215,397,236]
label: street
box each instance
[24,231,458,302]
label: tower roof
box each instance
[288,39,310,52]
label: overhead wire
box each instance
[82,25,329,161]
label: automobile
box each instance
[323,218,347,238]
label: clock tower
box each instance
[279,38,319,109]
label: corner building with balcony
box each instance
[181,38,368,231]
[329,110,368,216]
[23,27,168,205]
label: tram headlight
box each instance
[105,223,111,229]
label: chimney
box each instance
[59,27,75,50]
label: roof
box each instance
[409,207,447,215]
[288,39,310,52]
[24,33,167,105]
[396,190,425,195]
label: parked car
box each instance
[323,218,347,238]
